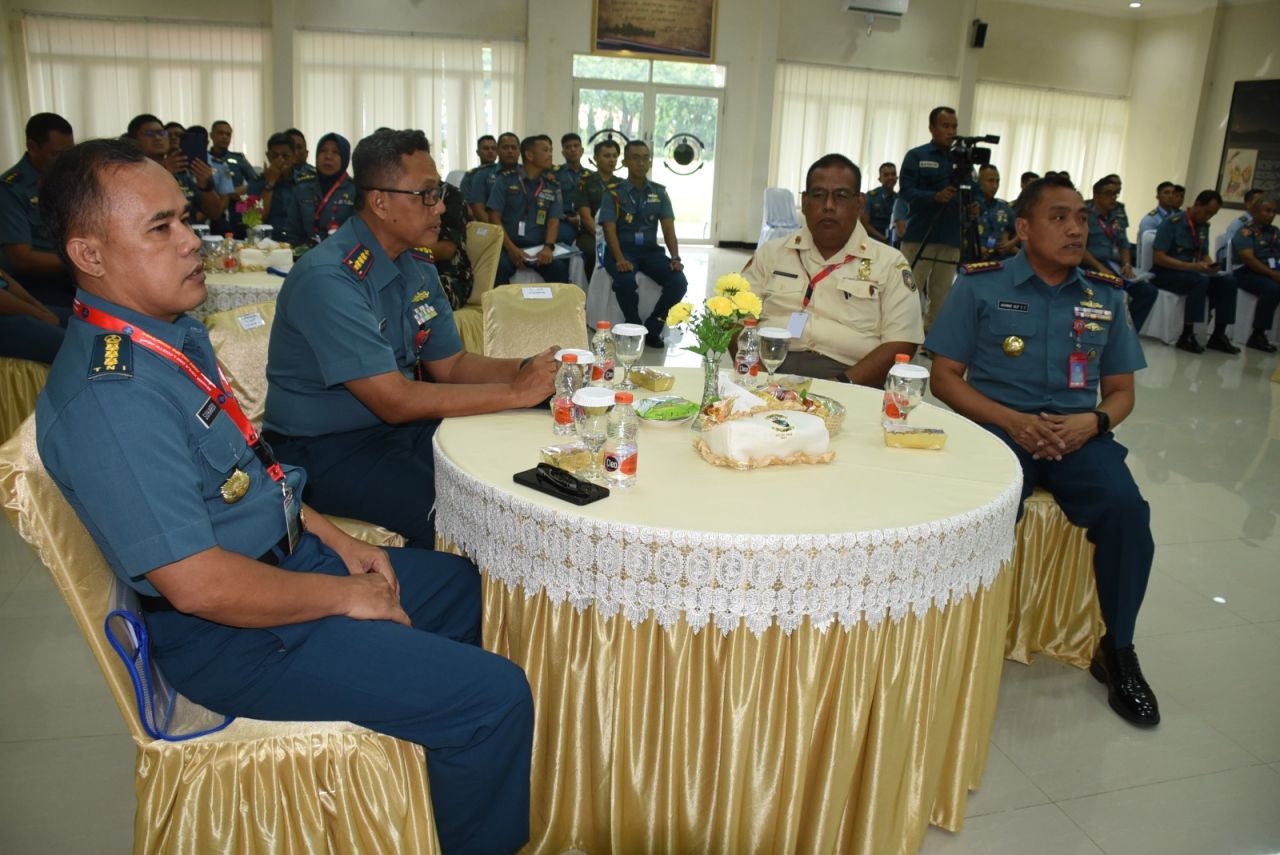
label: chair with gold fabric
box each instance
[0,420,440,855]
[456,222,505,354]
[1005,487,1105,668]
[482,283,589,359]
[0,357,51,441]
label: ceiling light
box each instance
[1129,2,1142,7]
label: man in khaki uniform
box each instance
[744,153,923,386]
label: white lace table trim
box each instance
[434,444,1021,637]
[192,283,282,321]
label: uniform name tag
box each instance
[773,271,798,279]
[998,300,1029,313]
[196,398,220,427]
[920,160,940,168]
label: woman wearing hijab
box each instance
[290,132,354,244]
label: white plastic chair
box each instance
[759,188,802,245]
[585,266,663,328]
[445,169,466,188]
[1135,230,1156,276]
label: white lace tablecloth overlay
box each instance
[433,382,1022,636]
[192,272,284,320]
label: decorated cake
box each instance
[694,373,834,469]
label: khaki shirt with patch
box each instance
[744,223,924,366]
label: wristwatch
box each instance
[543,243,555,250]
[1092,409,1110,435]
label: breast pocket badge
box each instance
[413,302,437,326]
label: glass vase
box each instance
[691,350,723,432]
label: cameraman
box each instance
[900,106,961,333]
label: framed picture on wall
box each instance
[1216,79,1280,209]
[592,0,717,62]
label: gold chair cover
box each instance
[1004,487,1104,668]
[454,305,485,354]
[465,221,504,308]
[203,301,276,425]
[0,420,436,854]
[0,357,50,441]
[482,283,589,358]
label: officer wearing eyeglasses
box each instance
[263,129,558,553]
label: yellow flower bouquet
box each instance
[666,274,762,429]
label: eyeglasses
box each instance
[140,129,167,139]
[363,185,444,206]
[803,189,859,204]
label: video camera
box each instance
[948,134,1000,186]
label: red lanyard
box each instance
[72,299,285,483]
[795,251,856,308]
[520,171,545,217]
[313,174,349,231]
[1094,206,1117,246]
[1185,209,1201,255]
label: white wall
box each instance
[777,0,966,77]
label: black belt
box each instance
[137,532,293,613]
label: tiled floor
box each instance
[2,246,1279,853]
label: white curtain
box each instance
[769,62,960,194]
[294,31,525,177]
[973,81,1129,194]
[22,14,269,166]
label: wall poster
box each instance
[1217,80,1280,209]
[593,0,717,62]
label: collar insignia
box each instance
[409,246,435,264]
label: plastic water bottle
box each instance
[882,354,929,428]
[552,353,582,435]
[221,232,239,272]
[603,390,638,488]
[590,321,617,388]
[734,318,761,387]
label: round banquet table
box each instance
[192,270,285,320]
[433,368,1022,855]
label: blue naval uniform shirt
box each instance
[1231,220,1280,266]
[1137,206,1173,238]
[292,174,356,244]
[554,163,592,239]
[598,179,675,249]
[865,186,897,236]
[36,290,304,597]
[1218,213,1251,263]
[264,215,461,437]
[485,166,564,248]
[1152,210,1209,264]
[0,154,53,260]
[209,149,257,189]
[976,195,1016,255]
[899,142,960,246]
[248,173,305,246]
[463,163,501,207]
[924,251,1146,414]
[1086,203,1130,263]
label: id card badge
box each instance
[634,232,644,246]
[282,483,303,554]
[1269,257,1277,270]
[536,209,547,226]
[788,311,808,338]
[517,221,526,238]
[1068,351,1088,389]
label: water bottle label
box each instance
[882,391,902,420]
[604,450,637,475]
[553,398,574,425]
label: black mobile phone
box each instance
[179,130,209,166]
[513,464,609,505]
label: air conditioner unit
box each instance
[846,0,908,15]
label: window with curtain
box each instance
[295,31,525,177]
[22,14,268,165]
[769,63,960,194]
[973,81,1129,193]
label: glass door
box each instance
[576,86,645,151]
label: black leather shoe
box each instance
[1246,331,1278,353]
[644,332,665,350]
[1206,332,1242,354]
[1175,332,1204,354]
[1090,645,1160,727]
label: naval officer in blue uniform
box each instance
[485,134,572,286]
[900,106,962,332]
[1150,189,1239,354]
[926,174,1160,728]
[263,129,557,550]
[1230,196,1280,352]
[0,113,76,307]
[35,138,534,855]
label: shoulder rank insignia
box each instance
[957,260,1004,275]
[1147,208,1158,216]
[409,246,435,264]
[1168,213,1184,223]
[1083,269,1124,287]
[87,333,133,379]
[2,171,16,185]
[343,244,373,280]
[296,172,315,183]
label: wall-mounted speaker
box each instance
[971,19,988,49]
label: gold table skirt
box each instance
[482,564,1013,855]
[0,357,50,441]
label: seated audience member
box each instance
[973,164,1018,260]
[0,269,65,362]
[248,133,306,247]
[285,128,316,179]
[126,114,222,225]
[0,112,75,307]
[742,153,922,387]
[164,121,185,156]
[1100,173,1129,229]
[487,134,572,286]
[467,132,518,222]
[555,133,592,245]
[925,174,1159,728]
[860,161,898,244]
[1082,177,1158,331]
[1137,181,1179,236]
[1151,189,1239,354]
[1217,188,1264,264]
[35,138,534,855]
[1172,184,1186,209]
[1020,171,1040,191]
[262,129,557,549]
[599,139,688,347]
[457,134,497,218]
[291,132,354,244]
[576,138,623,275]
[1229,196,1280,353]
[208,120,258,190]
[427,182,474,309]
